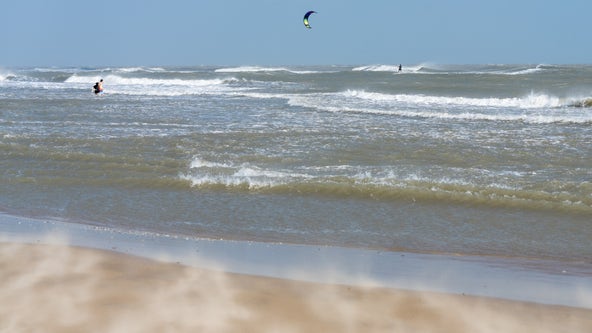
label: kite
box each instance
[303,11,316,29]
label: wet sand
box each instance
[1,242,591,333]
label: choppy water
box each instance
[1,64,591,261]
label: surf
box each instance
[180,157,592,216]
[341,90,566,108]
[215,66,322,74]
[0,69,17,82]
[284,90,592,124]
[65,74,239,96]
[351,64,552,75]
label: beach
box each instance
[1,64,591,331]
[2,241,591,333]
[1,214,592,332]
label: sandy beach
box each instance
[1,242,591,333]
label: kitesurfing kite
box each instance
[303,10,316,29]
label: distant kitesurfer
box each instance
[398,64,402,72]
[93,79,104,94]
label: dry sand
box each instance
[1,242,590,333]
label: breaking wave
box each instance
[65,74,228,86]
[114,67,167,73]
[286,90,592,124]
[65,74,240,96]
[353,65,403,72]
[352,64,549,75]
[215,66,320,74]
[0,70,15,81]
[570,98,592,108]
[180,158,592,215]
[340,90,564,109]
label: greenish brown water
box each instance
[1,64,591,261]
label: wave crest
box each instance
[215,66,319,74]
[0,70,16,81]
[352,64,550,75]
[181,158,591,215]
[65,74,237,96]
[215,66,289,73]
[285,90,592,124]
[570,98,592,108]
[342,90,563,109]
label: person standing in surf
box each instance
[93,79,104,95]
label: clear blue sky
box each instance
[2,0,591,67]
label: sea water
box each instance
[1,64,591,262]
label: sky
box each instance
[1,0,591,67]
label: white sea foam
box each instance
[215,66,289,73]
[114,67,148,73]
[352,65,402,72]
[66,74,225,87]
[286,90,592,124]
[0,70,14,81]
[352,64,549,76]
[215,66,319,74]
[352,63,439,73]
[183,157,306,188]
[115,67,166,73]
[65,74,238,96]
[468,64,547,76]
[181,156,528,199]
[503,66,544,75]
[341,90,563,109]
[353,64,424,73]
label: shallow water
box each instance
[1,64,591,261]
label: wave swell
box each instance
[65,74,239,96]
[181,158,592,215]
[352,64,550,75]
[284,90,592,124]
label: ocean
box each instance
[1,64,591,262]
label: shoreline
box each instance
[1,212,591,310]
[2,241,591,332]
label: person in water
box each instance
[93,79,104,94]
[398,64,402,72]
